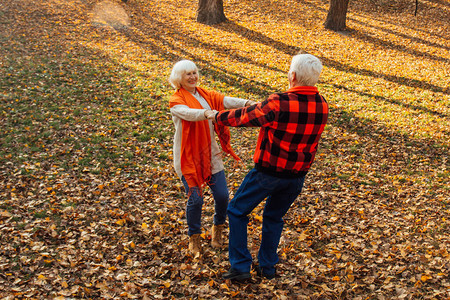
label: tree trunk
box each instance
[197,0,227,25]
[324,0,350,31]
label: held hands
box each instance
[204,110,218,121]
[204,99,256,122]
[245,100,257,107]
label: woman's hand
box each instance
[204,110,218,120]
[245,100,257,107]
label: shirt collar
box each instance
[286,86,318,95]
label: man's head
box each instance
[288,54,323,87]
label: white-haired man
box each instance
[207,54,329,281]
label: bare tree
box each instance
[197,0,227,25]
[324,0,350,31]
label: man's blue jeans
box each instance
[181,170,229,236]
[228,168,305,276]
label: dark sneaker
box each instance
[223,268,251,281]
[255,265,276,280]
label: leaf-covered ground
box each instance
[0,0,448,298]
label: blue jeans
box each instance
[181,170,229,236]
[227,168,305,275]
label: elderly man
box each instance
[206,54,329,281]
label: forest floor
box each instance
[0,0,449,299]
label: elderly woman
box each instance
[168,60,255,256]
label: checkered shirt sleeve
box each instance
[216,91,328,176]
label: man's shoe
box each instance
[255,265,276,280]
[222,268,251,281]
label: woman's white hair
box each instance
[289,54,323,86]
[169,60,199,89]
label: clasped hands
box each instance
[204,109,218,121]
[204,100,257,122]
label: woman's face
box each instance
[180,69,198,92]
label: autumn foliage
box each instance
[0,0,448,299]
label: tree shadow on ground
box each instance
[350,18,450,52]
[349,26,449,63]
[214,20,301,56]
[328,83,449,119]
[127,3,284,71]
[118,11,279,97]
[301,0,450,44]
[215,20,449,95]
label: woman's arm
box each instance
[170,104,208,122]
[224,96,256,109]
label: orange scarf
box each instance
[169,87,240,190]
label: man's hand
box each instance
[204,110,218,120]
[245,100,257,107]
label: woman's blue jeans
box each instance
[227,168,305,276]
[181,170,229,236]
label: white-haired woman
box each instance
[168,60,255,256]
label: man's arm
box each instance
[214,98,278,128]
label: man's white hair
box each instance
[289,54,323,86]
[169,60,199,89]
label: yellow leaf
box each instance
[142,222,148,229]
[163,281,171,288]
[421,275,431,282]
[180,280,189,285]
[61,281,69,288]
[332,276,340,281]
[347,274,355,283]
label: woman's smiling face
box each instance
[180,69,198,92]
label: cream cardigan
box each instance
[170,93,247,179]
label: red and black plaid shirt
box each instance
[216,86,328,178]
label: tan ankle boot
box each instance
[189,234,202,255]
[211,224,225,248]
